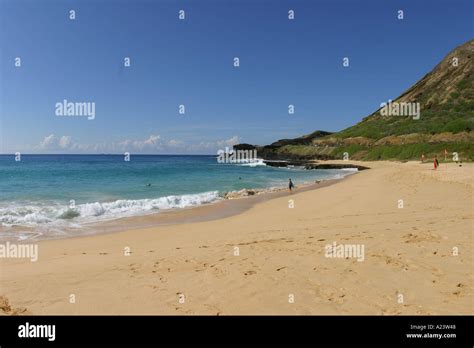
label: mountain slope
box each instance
[335,39,473,139]
[236,39,474,161]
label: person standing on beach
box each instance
[434,155,439,170]
[421,153,425,163]
[288,178,295,192]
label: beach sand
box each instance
[0,161,472,315]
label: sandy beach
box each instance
[0,161,472,315]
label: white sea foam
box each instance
[238,158,266,167]
[0,191,220,227]
[0,169,357,229]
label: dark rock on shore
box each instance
[304,163,370,170]
[263,160,307,167]
[262,159,369,170]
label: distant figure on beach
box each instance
[421,153,425,162]
[288,178,295,192]
[433,155,439,170]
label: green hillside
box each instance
[237,39,474,162]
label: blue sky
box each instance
[0,0,472,154]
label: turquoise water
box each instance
[0,155,355,230]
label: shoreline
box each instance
[0,174,352,243]
[80,176,349,241]
[0,160,472,315]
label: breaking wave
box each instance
[0,191,221,227]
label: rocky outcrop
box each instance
[304,163,370,171]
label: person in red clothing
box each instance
[434,155,440,170]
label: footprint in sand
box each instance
[325,292,346,304]
[210,265,226,278]
[150,274,167,283]
[453,283,465,295]
[128,263,143,277]
[244,270,256,276]
[371,254,410,270]
[313,266,330,271]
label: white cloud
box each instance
[39,134,56,148]
[35,134,242,154]
[216,135,240,148]
[144,134,160,145]
[118,139,132,147]
[127,134,161,150]
[191,136,241,152]
[166,139,184,148]
[58,136,72,148]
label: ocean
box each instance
[0,155,356,239]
